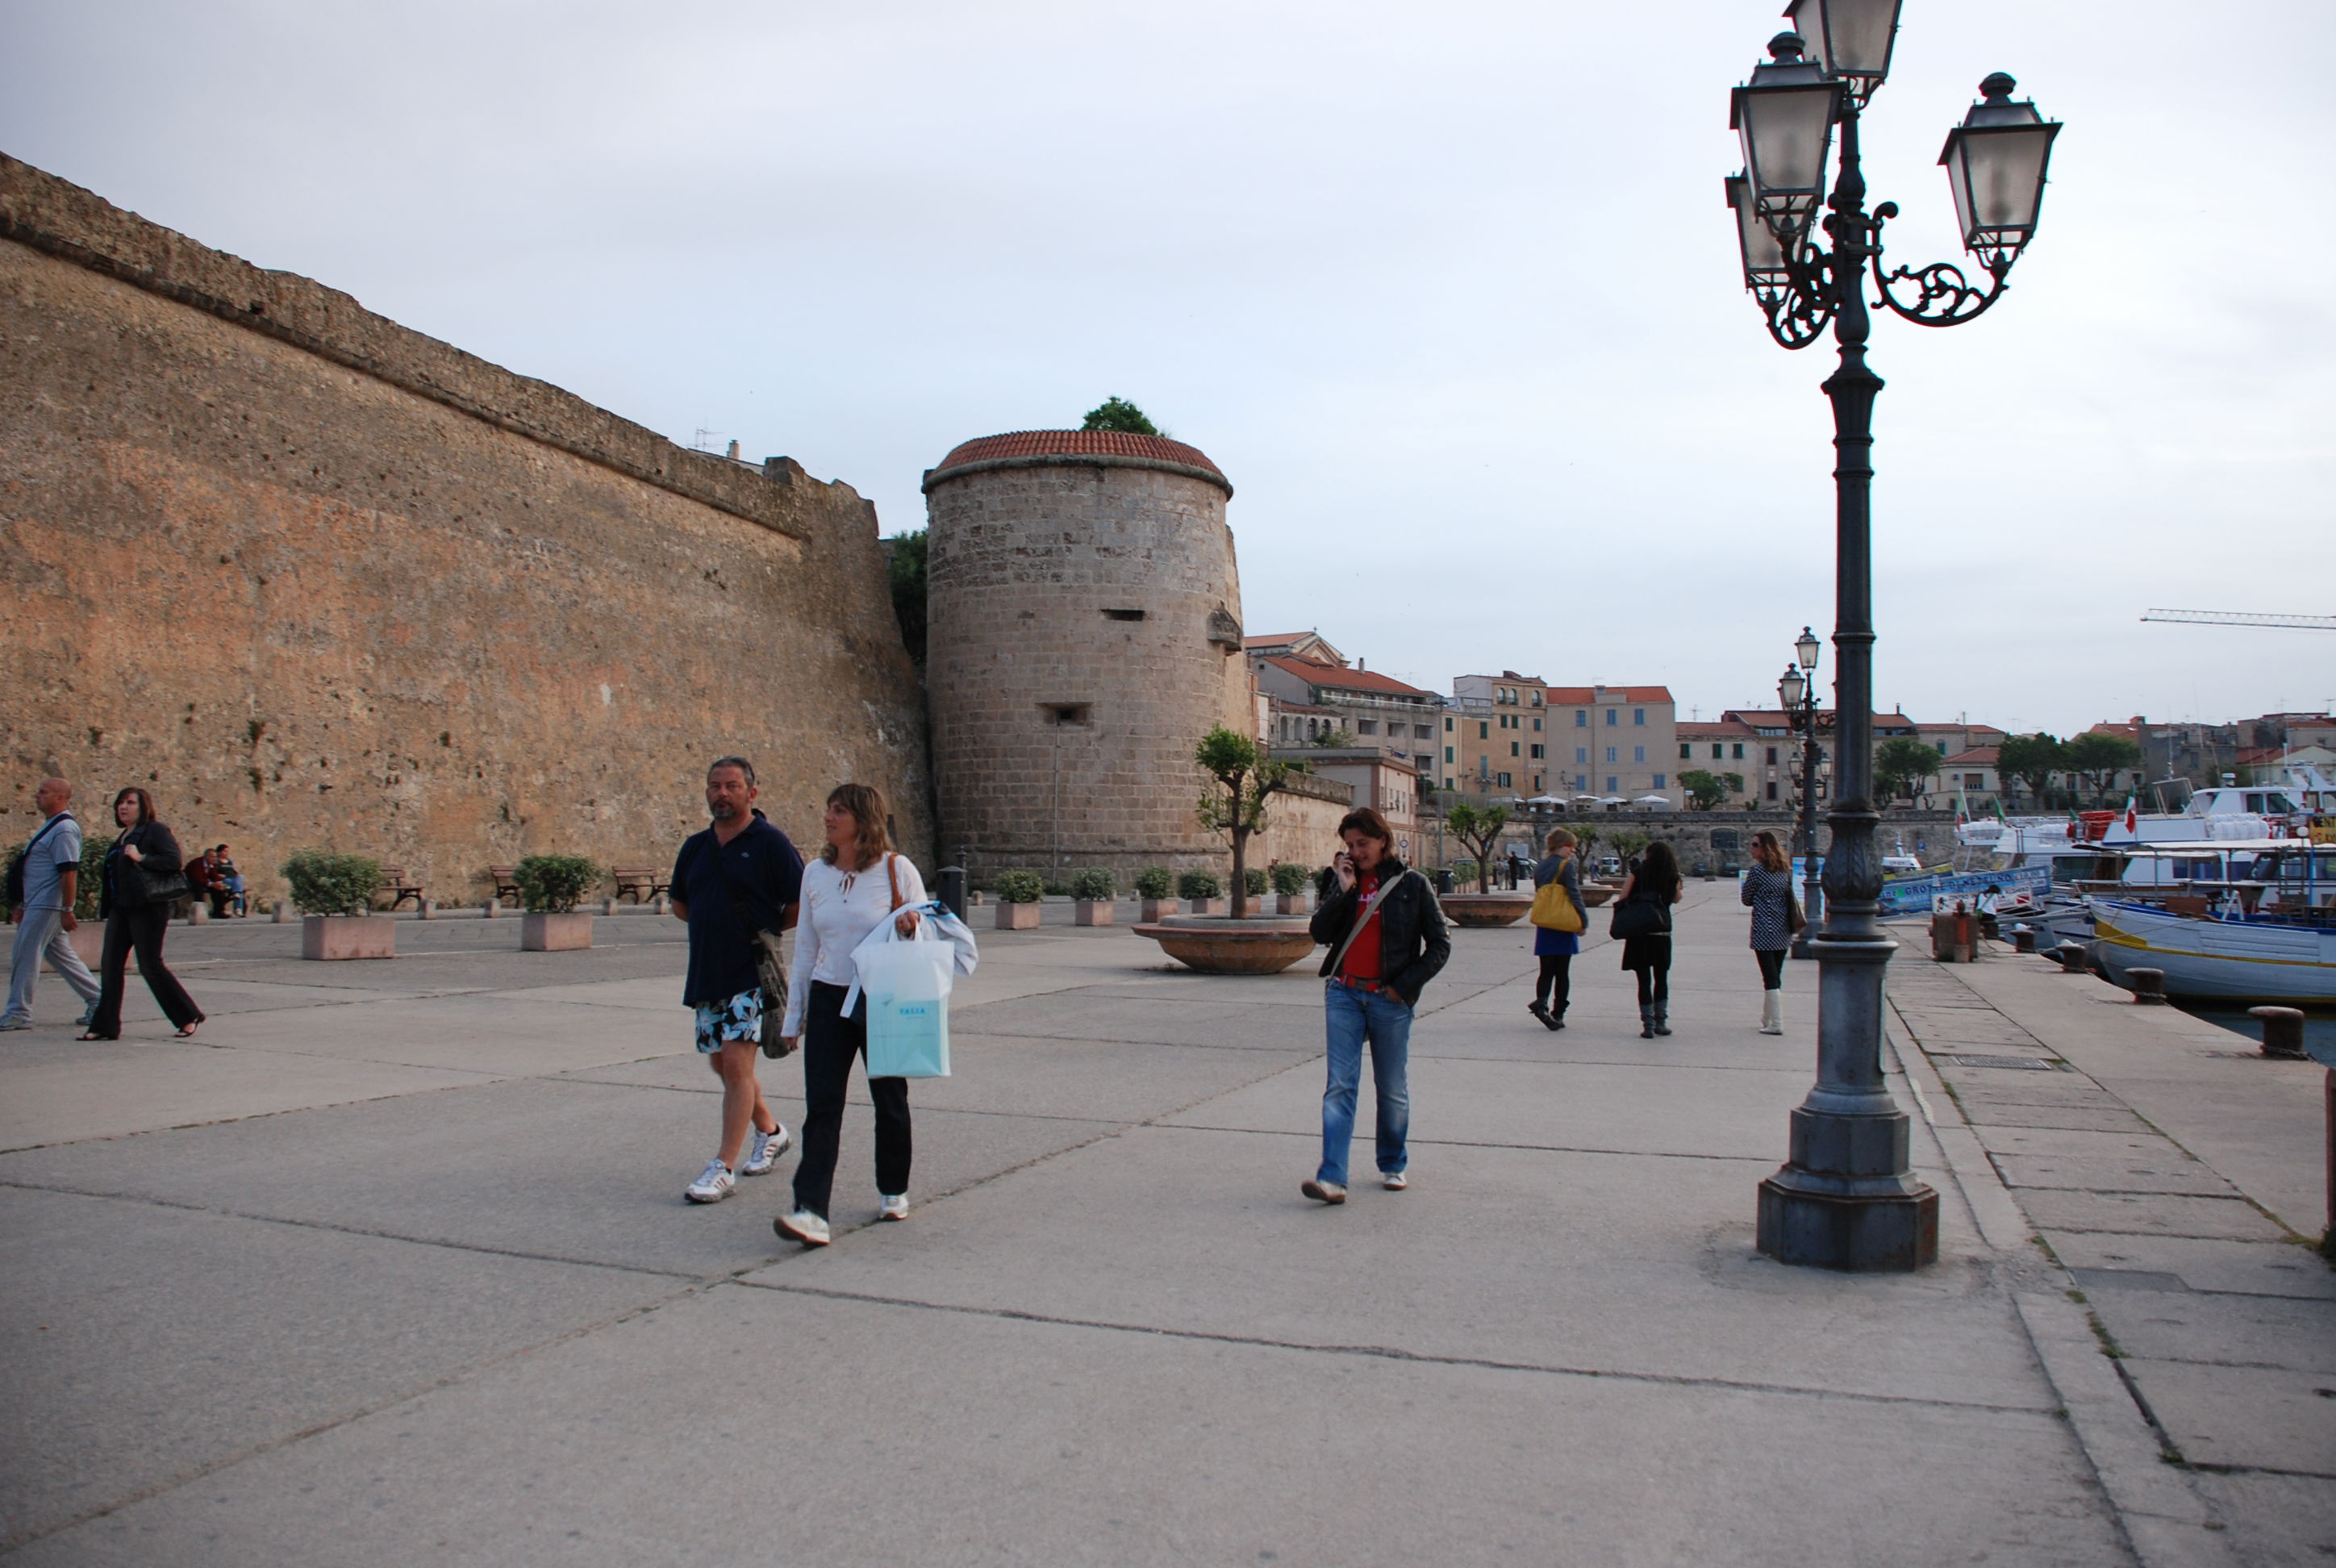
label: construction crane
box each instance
[2140,608,2336,631]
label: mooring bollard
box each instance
[2012,925,2036,954]
[2128,967,2168,1004]
[2050,941,2088,974]
[2250,1005,2308,1061]
[271,899,289,924]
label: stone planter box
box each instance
[1140,898,1179,922]
[995,901,1041,931]
[1437,893,1533,928]
[302,914,396,961]
[1274,893,1309,915]
[522,911,594,952]
[1132,918,1318,975]
[1074,899,1114,927]
[1187,897,1227,917]
[65,922,104,969]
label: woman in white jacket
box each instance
[773,782,924,1248]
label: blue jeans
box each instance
[1318,979,1412,1185]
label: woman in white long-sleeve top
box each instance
[772,783,925,1248]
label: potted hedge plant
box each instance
[1178,869,1224,918]
[515,854,602,951]
[1135,865,1177,922]
[283,850,394,961]
[994,869,1044,930]
[1270,860,1310,915]
[1070,868,1116,927]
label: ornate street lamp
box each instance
[1725,8,2061,1271]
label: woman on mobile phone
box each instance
[1300,807,1450,1205]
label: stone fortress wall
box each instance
[0,153,931,904]
[922,431,1257,884]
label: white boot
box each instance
[1759,990,1783,1035]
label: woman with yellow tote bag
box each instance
[1526,828,1585,1030]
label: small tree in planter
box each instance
[283,850,394,961]
[1444,803,1508,894]
[1608,828,1650,874]
[1193,726,1291,920]
[515,854,601,951]
[994,869,1045,930]
[1070,868,1116,927]
[1178,869,1224,917]
[1135,865,1177,922]
[1270,860,1309,915]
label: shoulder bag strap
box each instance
[886,853,903,911]
[1326,869,1414,974]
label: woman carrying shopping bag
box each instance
[1526,828,1584,1031]
[773,783,924,1248]
[1611,840,1683,1040]
[1741,830,1800,1035]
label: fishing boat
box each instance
[2082,839,2336,1001]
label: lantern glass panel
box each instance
[1946,123,2057,245]
[1784,0,1900,84]
[1728,174,1787,278]
[1779,669,1808,710]
[1795,628,1821,668]
[1734,81,1838,223]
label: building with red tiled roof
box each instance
[1443,678,1679,804]
[925,429,1229,494]
[1252,656,1442,779]
[1244,631,1346,667]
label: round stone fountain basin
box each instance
[1132,918,1319,974]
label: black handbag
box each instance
[711,838,792,1058]
[118,831,190,909]
[1608,886,1670,941]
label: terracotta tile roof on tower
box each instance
[1258,655,1433,699]
[934,429,1224,477]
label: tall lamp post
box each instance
[1778,625,1823,959]
[1726,0,2061,1270]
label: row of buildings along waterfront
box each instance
[1245,632,2336,827]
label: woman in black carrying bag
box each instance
[81,787,204,1040]
[1611,840,1683,1040]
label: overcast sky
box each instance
[6,1,2332,735]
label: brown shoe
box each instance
[1300,1178,1346,1205]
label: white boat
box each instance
[2088,897,2336,1003]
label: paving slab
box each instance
[2025,1190,2289,1241]
[2120,1357,2336,1474]
[2187,1471,2336,1564]
[2047,1233,2336,1302]
[745,1123,2042,1412]
[1989,1150,2239,1199]
[4,1284,2125,1568]
[0,1186,672,1552]
[0,1078,1116,1278]
[2087,1288,2336,1373]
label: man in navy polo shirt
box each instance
[669,757,805,1204]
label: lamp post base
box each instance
[1757,1174,1938,1271]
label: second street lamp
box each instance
[1724,8,2062,1271]
[1778,647,1822,961]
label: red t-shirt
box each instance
[1339,868,1383,983]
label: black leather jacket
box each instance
[1309,855,1451,1007]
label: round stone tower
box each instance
[923,430,1253,884]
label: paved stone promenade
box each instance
[2,891,2328,1565]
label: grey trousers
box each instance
[6,907,100,1022]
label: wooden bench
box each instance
[376,865,425,911]
[488,865,524,903]
[611,866,671,904]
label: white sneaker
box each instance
[774,1208,831,1246]
[878,1192,908,1221]
[1382,1171,1408,1191]
[740,1124,791,1176]
[683,1159,735,1204]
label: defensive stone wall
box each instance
[0,153,930,903]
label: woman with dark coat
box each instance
[1740,829,1796,1035]
[1615,840,1684,1040]
[1527,828,1583,1031]
[81,787,204,1040]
